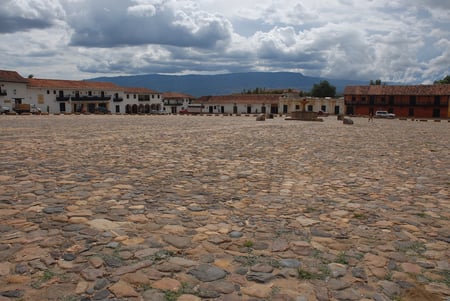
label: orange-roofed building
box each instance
[162,92,195,114]
[195,94,281,114]
[0,70,28,111]
[344,85,450,118]
[123,87,162,114]
[26,78,125,114]
[192,93,345,115]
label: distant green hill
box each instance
[88,72,368,97]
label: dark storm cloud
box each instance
[0,0,62,33]
[0,16,53,33]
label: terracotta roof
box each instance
[162,92,194,99]
[27,78,123,90]
[0,70,28,83]
[124,87,159,94]
[344,84,450,95]
[194,94,281,105]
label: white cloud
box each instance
[0,0,448,84]
[127,4,156,17]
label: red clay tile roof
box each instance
[124,87,159,94]
[0,70,28,83]
[194,94,281,105]
[162,92,194,99]
[344,84,450,95]
[27,78,123,90]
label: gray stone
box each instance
[142,289,166,301]
[250,263,274,273]
[334,288,360,300]
[94,278,109,290]
[0,290,25,298]
[189,264,227,282]
[351,267,367,280]
[256,114,266,121]
[343,117,354,125]
[43,207,65,214]
[104,256,122,268]
[310,227,332,237]
[279,259,301,269]
[246,272,275,283]
[379,280,401,298]
[328,263,347,278]
[229,231,243,238]
[92,289,110,300]
[328,278,351,290]
[15,263,29,274]
[62,253,76,261]
[162,234,192,249]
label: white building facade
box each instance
[17,78,164,114]
[0,70,28,111]
[162,92,195,114]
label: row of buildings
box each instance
[344,85,450,119]
[0,70,193,115]
[1,69,449,118]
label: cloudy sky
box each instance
[0,0,449,83]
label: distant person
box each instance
[368,112,373,122]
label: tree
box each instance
[434,75,450,84]
[370,79,382,85]
[310,80,336,97]
[28,74,34,79]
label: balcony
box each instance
[164,101,184,106]
[72,95,112,101]
[56,95,70,101]
[113,97,123,102]
[0,90,7,96]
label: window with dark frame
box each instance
[434,95,440,106]
[389,95,394,105]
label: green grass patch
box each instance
[297,265,330,281]
[31,270,57,289]
[297,268,315,280]
[335,251,349,264]
[439,270,450,286]
[56,296,79,301]
[395,241,426,255]
[235,254,260,266]
[243,240,254,248]
[353,212,366,219]
[163,282,191,301]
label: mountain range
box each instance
[88,72,369,97]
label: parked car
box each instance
[375,111,395,118]
[317,110,329,117]
[151,109,169,115]
[179,109,189,114]
[0,106,10,114]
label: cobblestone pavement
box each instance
[0,114,449,301]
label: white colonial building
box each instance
[122,87,163,114]
[194,94,345,115]
[0,70,28,111]
[26,78,126,114]
[195,94,281,114]
[279,95,345,115]
[162,92,195,114]
[1,69,165,114]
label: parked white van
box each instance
[375,111,395,118]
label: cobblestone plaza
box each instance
[0,115,448,300]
